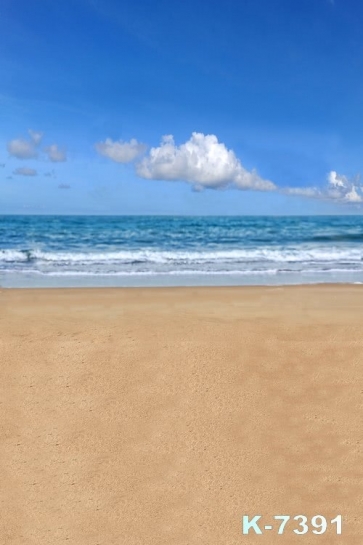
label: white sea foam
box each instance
[1,246,363,264]
[0,249,30,262]
[2,267,363,277]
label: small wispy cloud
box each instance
[7,129,42,159]
[58,183,71,189]
[13,167,38,176]
[45,144,67,162]
[95,138,147,163]
[28,130,43,146]
[283,186,321,198]
[6,130,67,164]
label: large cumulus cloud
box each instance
[136,132,275,191]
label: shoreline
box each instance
[1,277,363,289]
[1,281,363,290]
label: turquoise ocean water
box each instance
[2,215,363,287]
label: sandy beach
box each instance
[1,285,363,544]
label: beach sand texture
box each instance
[1,286,363,544]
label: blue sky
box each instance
[1,0,363,214]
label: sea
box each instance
[1,215,363,288]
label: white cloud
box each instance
[328,170,346,188]
[7,139,37,159]
[284,186,321,198]
[13,167,37,176]
[45,144,67,162]
[136,132,275,191]
[326,171,363,203]
[95,137,146,163]
[284,171,363,204]
[343,186,362,203]
[7,130,67,165]
[28,130,43,146]
[7,129,42,159]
